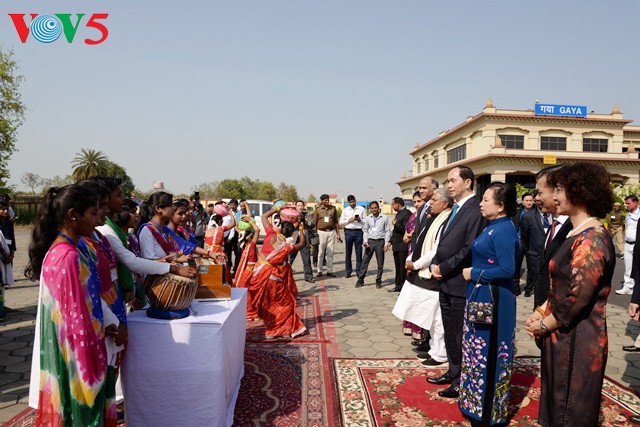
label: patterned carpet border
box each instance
[333,356,640,426]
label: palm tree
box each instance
[71,148,109,181]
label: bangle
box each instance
[539,319,551,335]
[535,306,545,316]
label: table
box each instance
[121,288,247,427]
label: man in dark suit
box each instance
[519,201,550,297]
[513,193,535,295]
[534,166,572,308]
[388,197,412,292]
[427,166,485,398]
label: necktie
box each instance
[545,219,559,249]
[542,213,550,229]
[419,206,426,223]
[444,203,459,232]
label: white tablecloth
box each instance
[121,288,247,427]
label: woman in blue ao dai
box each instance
[460,182,520,426]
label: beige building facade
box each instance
[397,99,640,197]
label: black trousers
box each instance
[524,253,540,293]
[439,290,467,387]
[358,239,385,283]
[393,250,408,289]
[290,230,314,281]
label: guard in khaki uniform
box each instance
[313,194,342,277]
[608,202,625,256]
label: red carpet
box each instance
[333,356,640,426]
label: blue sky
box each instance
[2,1,639,201]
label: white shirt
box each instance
[96,225,170,275]
[550,215,568,240]
[222,215,233,238]
[455,193,475,209]
[626,208,640,242]
[339,205,367,230]
[139,226,170,259]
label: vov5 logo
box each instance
[8,14,109,45]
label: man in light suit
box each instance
[427,166,485,398]
[535,165,572,309]
[519,199,550,297]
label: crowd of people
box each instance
[15,159,631,426]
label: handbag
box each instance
[466,271,495,325]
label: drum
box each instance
[279,208,300,223]
[144,273,198,312]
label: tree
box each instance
[276,182,299,201]
[21,172,44,193]
[103,160,136,195]
[214,179,246,199]
[0,49,26,187]
[71,148,108,181]
[255,181,276,200]
[43,174,74,190]
[191,182,217,198]
[307,193,317,202]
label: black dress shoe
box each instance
[623,345,640,352]
[326,272,336,277]
[317,272,324,277]
[411,339,426,346]
[416,342,430,352]
[345,273,352,278]
[524,291,532,297]
[427,374,452,385]
[304,278,315,283]
[355,279,364,288]
[421,357,446,367]
[437,385,460,398]
[416,351,431,361]
[387,287,402,292]
[375,281,382,289]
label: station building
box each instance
[396,99,640,197]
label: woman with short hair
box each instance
[460,182,519,426]
[526,162,615,427]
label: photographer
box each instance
[339,195,366,278]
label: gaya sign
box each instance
[534,103,587,118]
[8,13,108,45]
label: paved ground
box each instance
[2,228,640,423]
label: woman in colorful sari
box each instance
[77,180,129,421]
[166,198,213,259]
[204,202,235,256]
[25,185,119,426]
[138,192,190,263]
[234,216,261,319]
[250,206,307,339]
[400,191,426,340]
